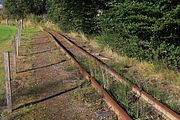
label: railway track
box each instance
[45,29,180,120]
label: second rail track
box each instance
[45,29,180,120]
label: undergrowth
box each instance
[68,31,180,114]
[75,54,164,119]
[94,33,180,70]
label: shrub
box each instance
[96,0,180,69]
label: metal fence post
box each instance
[4,52,12,113]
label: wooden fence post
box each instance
[20,19,23,30]
[18,27,21,46]
[16,29,19,56]
[12,36,16,73]
[4,52,12,113]
[6,19,8,25]
[19,26,22,46]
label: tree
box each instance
[28,0,47,15]
[4,0,29,20]
[96,0,180,69]
[47,0,102,34]
[4,0,47,20]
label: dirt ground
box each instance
[2,32,116,120]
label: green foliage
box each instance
[95,33,180,69]
[0,24,16,42]
[4,0,179,69]
[4,0,29,19]
[153,5,180,46]
[96,0,180,69]
[4,0,46,19]
[47,0,99,34]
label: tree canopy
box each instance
[4,0,46,19]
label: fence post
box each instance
[16,29,19,56]
[12,36,16,73]
[4,52,12,113]
[20,19,23,30]
[18,27,21,46]
[19,25,22,46]
[6,19,8,25]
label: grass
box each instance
[0,25,16,43]
[67,32,180,114]
[0,25,16,108]
[74,54,163,119]
[0,24,39,112]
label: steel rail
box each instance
[47,31,132,120]
[47,29,180,120]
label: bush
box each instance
[95,33,180,70]
[95,0,180,70]
[47,0,98,34]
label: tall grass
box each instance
[74,54,163,119]
[68,31,180,114]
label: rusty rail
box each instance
[47,31,132,120]
[46,29,180,120]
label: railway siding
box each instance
[46,29,180,120]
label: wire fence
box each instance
[3,20,22,113]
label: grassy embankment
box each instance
[67,32,180,114]
[0,24,38,109]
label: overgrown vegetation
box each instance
[2,0,180,118]
[68,32,180,114]
[46,0,98,34]
[75,54,165,119]
[46,0,180,70]
[4,0,46,20]
[96,0,180,70]
[4,0,180,69]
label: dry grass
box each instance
[68,32,180,83]
[46,23,180,84]
[67,31,180,113]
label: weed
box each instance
[74,53,164,119]
[68,31,180,114]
